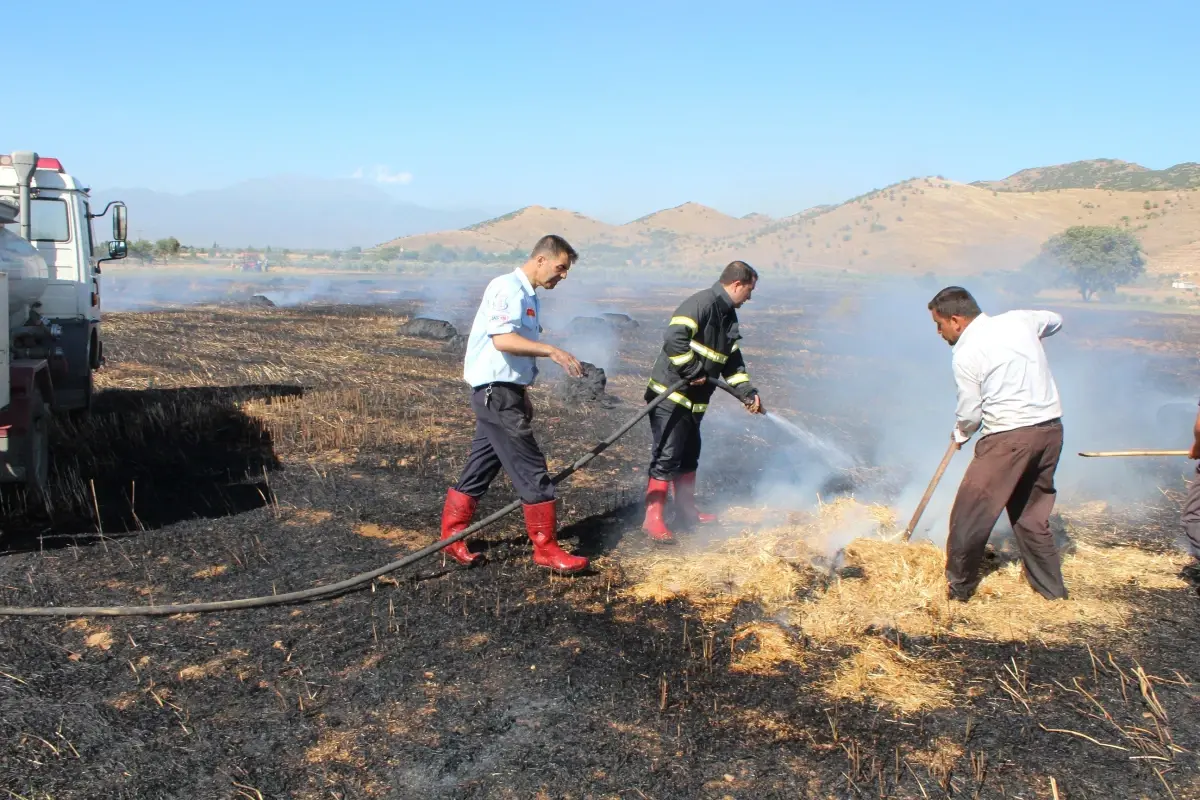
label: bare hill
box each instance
[667,178,1200,274]
[625,202,763,238]
[375,205,643,252]
[377,164,1200,275]
[974,159,1200,192]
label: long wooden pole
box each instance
[1077,450,1189,458]
[903,440,958,542]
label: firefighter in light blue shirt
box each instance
[439,235,588,573]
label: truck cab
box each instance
[0,152,127,413]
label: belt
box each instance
[472,381,528,393]
[979,417,1062,441]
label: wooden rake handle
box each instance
[1078,450,1189,458]
[902,439,958,542]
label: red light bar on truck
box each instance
[0,155,64,171]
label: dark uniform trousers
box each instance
[947,419,1067,601]
[647,403,703,481]
[454,383,555,504]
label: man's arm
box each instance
[1022,309,1063,339]
[1189,407,1200,460]
[720,344,763,412]
[663,297,706,382]
[952,356,983,446]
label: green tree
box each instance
[153,236,182,264]
[1036,226,1144,301]
[128,239,154,264]
[375,246,401,261]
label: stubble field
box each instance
[1,280,1198,799]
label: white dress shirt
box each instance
[951,310,1063,443]
[463,268,542,388]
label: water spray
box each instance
[761,411,859,471]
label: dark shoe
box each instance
[522,500,588,574]
[947,585,972,603]
[440,488,483,566]
[674,471,717,524]
[641,478,676,543]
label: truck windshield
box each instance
[31,198,70,242]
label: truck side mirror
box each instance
[108,240,128,259]
[113,204,127,242]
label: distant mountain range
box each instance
[972,159,1200,192]
[90,175,492,250]
[96,159,1200,275]
[377,160,1200,275]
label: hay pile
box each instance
[622,497,1191,714]
[625,498,896,618]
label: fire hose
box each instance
[0,378,751,618]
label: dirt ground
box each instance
[1,286,1198,799]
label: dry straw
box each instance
[623,497,1190,713]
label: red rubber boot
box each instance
[522,500,589,574]
[440,488,483,566]
[674,471,717,524]
[641,478,676,543]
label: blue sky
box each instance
[10,1,1199,222]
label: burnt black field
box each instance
[1,280,1198,799]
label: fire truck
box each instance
[0,151,127,493]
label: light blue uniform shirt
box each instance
[463,268,542,388]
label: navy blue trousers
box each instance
[647,401,702,481]
[454,383,555,504]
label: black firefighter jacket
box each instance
[646,282,759,417]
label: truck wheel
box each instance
[24,387,49,498]
[66,370,96,424]
[76,369,94,418]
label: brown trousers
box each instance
[947,420,1067,600]
[1180,463,1200,559]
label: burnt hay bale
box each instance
[555,361,621,408]
[601,312,639,330]
[567,316,613,336]
[398,317,459,341]
[566,313,639,335]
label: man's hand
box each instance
[689,377,707,386]
[549,346,583,378]
[746,394,764,415]
[951,428,969,451]
[1189,439,1200,460]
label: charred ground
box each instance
[0,286,1198,799]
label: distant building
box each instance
[1172,281,1197,290]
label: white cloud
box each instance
[351,165,413,185]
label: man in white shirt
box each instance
[439,235,587,573]
[928,286,1068,602]
[1178,404,1200,581]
